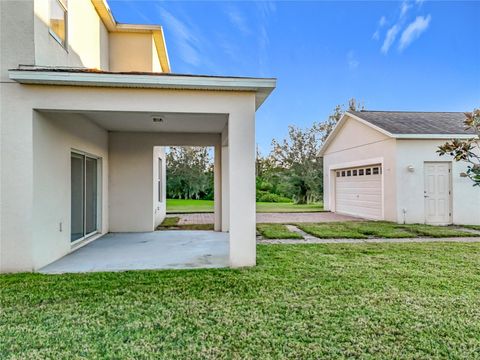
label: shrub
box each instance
[256,191,291,203]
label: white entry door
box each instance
[424,162,451,225]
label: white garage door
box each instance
[335,165,383,220]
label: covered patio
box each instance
[1,68,276,273]
[40,231,229,274]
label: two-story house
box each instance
[0,0,276,272]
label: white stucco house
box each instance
[320,111,480,226]
[0,0,276,272]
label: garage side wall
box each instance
[396,139,480,225]
[322,118,397,221]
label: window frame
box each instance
[158,158,163,203]
[70,150,101,246]
[49,0,68,50]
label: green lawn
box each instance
[256,201,323,213]
[167,199,323,213]
[297,221,477,239]
[257,224,303,239]
[2,243,480,358]
[463,225,480,231]
[157,216,214,231]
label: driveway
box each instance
[40,231,229,274]
[171,212,359,225]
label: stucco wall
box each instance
[322,117,397,221]
[1,83,257,272]
[32,111,109,270]
[109,32,159,72]
[0,0,35,81]
[396,139,480,225]
[33,0,109,69]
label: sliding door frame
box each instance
[71,149,102,246]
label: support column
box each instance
[221,133,229,232]
[213,144,222,232]
[228,103,256,267]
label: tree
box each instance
[315,98,363,142]
[438,109,480,186]
[166,147,214,199]
[269,123,324,204]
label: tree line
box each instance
[166,99,361,203]
[167,103,479,201]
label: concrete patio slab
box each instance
[40,231,229,274]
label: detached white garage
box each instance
[320,111,480,226]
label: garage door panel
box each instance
[335,166,382,220]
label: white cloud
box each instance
[157,7,204,67]
[226,8,251,35]
[416,0,425,5]
[399,15,431,51]
[372,16,387,41]
[381,24,400,54]
[379,16,387,27]
[347,51,359,70]
[400,0,411,17]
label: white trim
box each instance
[345,112,395,137]
[328,157,384,171]
[70,149,102,246]
[330,157,385,220]
[395,134,477,139]
[9,70,276,109]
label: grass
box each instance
[167,199,215,213]
[462,225,480,231]
[2,243,480,358]
[257,224,303,239]
[297,221,477,239]
[256,201,324,213]
[167,198,324,213]
[157,216,214,231]
[159,216,180,226]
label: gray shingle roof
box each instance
[349,111,476,135]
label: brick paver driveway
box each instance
[170,212,359,225]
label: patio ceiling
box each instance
[40,110,228,133]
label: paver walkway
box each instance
[170,212,358,225]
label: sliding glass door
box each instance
[71,152,98,242]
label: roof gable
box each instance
[319,113,392,156]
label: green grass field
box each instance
[257,224,303,239]
[2,243,480,358]
[167,199,323,213]
[296,221,477,239]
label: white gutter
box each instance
[9,70,277,109]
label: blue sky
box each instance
[109,0,480,153]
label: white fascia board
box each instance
[328,157,384,171]
[394,134,478,139]
[8,70,276,109]
[318,114,348,156]
[319,112,395,157]
[345,112,396,138]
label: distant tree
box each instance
[166,147,213,199]
[315,98,363,142]
[438,109,480,186]
[269,124,324,204]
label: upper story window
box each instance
[49,0,67,48]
